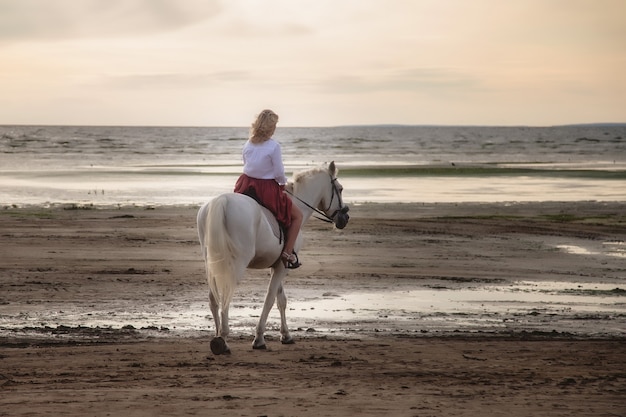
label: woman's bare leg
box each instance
[283,204,302,259]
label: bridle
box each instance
[286,174,350,224]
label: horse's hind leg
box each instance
[208,284,231,355]
[276,284,294,345]
[208,289,220,337]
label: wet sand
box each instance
[1,201,625,416]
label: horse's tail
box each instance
[197,195,239,313]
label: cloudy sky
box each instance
[1,0,624,126]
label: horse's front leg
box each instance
[252,266,285,350]
[276,283,294,344]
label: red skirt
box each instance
[234,174,292,228]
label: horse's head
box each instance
[291,161,350,229]
[320,161,350,229]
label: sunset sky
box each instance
[1,0,625,126]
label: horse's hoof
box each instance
[210,337,230,355]
[252,343,267,350]
[281,336,295,345]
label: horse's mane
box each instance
[290,165,327,186]
[286,163,336,193]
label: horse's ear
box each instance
[329,161,337,176]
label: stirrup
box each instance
[281,251,301,269]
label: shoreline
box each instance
[1,200,624,339]
[2,159,625,207]
[3,197,626,210]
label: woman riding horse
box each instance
[234,109,302,269]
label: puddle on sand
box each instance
[292,281,626,318]
[281,281,626,335]
[555,240,626,258]
[2,281,624,338]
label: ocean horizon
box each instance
[1,124,624,207]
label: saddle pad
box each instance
[259,205,283,243]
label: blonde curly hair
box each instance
[249,109,279,143]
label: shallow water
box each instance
[2,171,625,206]
[2,281,624,339]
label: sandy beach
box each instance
[1,201,625,416]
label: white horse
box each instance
[197,161,350,355]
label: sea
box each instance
[1,124,625,207]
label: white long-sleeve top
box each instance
[242,138,288,185]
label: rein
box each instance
[285,175,346,224]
